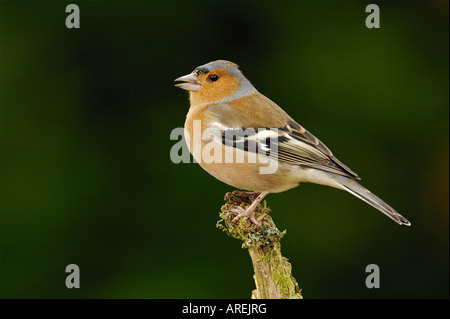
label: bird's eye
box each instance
[208,74,219,82]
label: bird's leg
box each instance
[231,191,269,228]
[232,190,263,209]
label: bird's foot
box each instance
[226,191,269,228]
[230,206,261,228]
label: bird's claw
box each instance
[230,206,261,228]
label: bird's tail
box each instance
[335,176,411,226]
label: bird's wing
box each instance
[274,121,360,179]
[206,101,359,180]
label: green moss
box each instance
[271,255,299,299]
[217,203,286,249]
[217,191,303,299]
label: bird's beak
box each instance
[174,73,201,91]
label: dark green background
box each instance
[1,0,448,298]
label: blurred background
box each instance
[1,0,448,298]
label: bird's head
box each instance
[174,60,255,106]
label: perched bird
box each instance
[174,60,410,227]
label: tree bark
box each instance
[216,191,302,299]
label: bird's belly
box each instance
[195,160,300,193]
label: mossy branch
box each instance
[216,192,302,299]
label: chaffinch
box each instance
[174,60,410,227]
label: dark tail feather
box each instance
[338,178,411,226]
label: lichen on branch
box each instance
[216,191,302,299]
